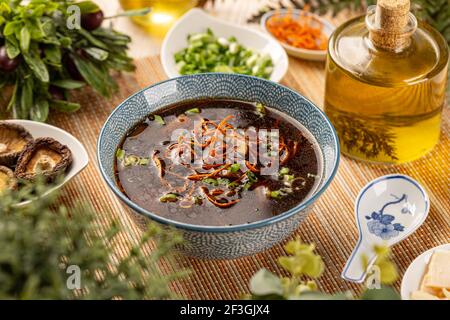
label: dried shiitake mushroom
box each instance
[15,137,73,182]
[0,122,33,167]
[0,165,18,193]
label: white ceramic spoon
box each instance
[342,174,429,283]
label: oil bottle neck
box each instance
[365,3,417,53]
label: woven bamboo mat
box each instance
[49,55,449,299]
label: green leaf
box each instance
[84,47,109,61]
[20,26,31,53]
[50,100,81,112]
[51,80,85,90]
[78,29,109,50]
[30,99,49,122]
[20,77,34,118]
[3,21,20,36]
[361,286,400,300]
[5,36,20,59]
[76,1,100,14]
[23,52,49,83]
[249,269,283,296]
[43,45,61,66]
[6,82,18,112]
[72,56,112,97]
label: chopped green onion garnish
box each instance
[185,107,200,114]
[139,158,150,165]
[116,148,125,160]
[246,171,258,183]
[269,190,282,199]
[124,155,139,166]
[174,29,273,79]
[202,178,219,186]
[193,196,203,205]
[159,193,178,203]
[284,174,295,183]
[217,178,230,185]
[230,163,241,173]
[279,167,290,176]
[255,103,266,116]
[152,115,165,125]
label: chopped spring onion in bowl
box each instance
[174,28,274,79]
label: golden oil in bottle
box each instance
[119,0,198,37]
[324,0,448,163]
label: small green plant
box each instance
[246,239,400,300]
[0,180,187,299]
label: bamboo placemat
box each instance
[49,55,449,299]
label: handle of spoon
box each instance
[341,239,375,283]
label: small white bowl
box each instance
[161,8,288,83]
[400,243,450,300]
[260,9,335,61]
[4,120,89,207]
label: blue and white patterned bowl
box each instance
[97,73,340,259]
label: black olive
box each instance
[0,46,20,72]
[80,10,104,31]
[63,54,83,81]
[49,85,65,101]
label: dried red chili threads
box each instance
[266,8,328,51]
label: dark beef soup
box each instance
[115,99,321,226]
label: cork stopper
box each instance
[366,0,416,52]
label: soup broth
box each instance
[115,100,321,226]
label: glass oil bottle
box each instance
[324,0,449,163]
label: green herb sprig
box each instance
[0,0,146,122]
[0,178,188,299]
[245,239,400,300]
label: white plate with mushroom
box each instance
[0,120,89,207]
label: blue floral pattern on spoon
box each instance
[365,194,413,240]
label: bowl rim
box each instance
[161,8,289,83]
[97,73,340,233]
[260,8,335,55]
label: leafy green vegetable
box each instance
[174,29,273,79]
[0,0,137,122]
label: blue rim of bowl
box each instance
[260,9,335,52]
[97,73,340,233]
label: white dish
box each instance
[3,120,89,207]
[260,9,335,61]
[400,243,450,300]
[161,8,289,83]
